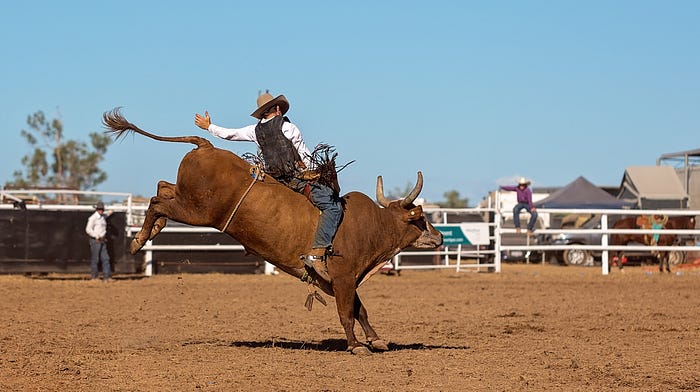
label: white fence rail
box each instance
[393,205,700,275]
[4,189,700,276]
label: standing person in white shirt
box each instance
[85,201,113,281]
[194,91,343,282]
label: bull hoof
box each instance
[369,339,389,352]
[129,239,143,255]
[350,345,372,356]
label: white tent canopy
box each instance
[618,166,689,209]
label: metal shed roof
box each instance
[657,148,700,161]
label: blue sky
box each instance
[1,1,698,205]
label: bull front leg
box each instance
[332,277,370,355]
[354,293,389,352]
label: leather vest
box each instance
[255,115,302,179]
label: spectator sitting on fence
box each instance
[500,177,538,235]
[85,201,113,282]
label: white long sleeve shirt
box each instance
[207,116,312,168]
[85,211,108,239]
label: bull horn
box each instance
[400,171,423,208]
[376,176,391,207]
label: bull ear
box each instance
[404,205,423,221]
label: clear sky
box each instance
[1,1,698,205]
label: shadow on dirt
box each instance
[227,338,470,352]
[26,274,148,281]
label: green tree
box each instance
[7,110,112,191]
[386,181,416,201]
[436,190,469,208]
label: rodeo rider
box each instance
[194,91,342,281]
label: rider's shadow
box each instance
[226,338,470,352]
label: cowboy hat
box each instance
[95,201,105,210]
[517,177,531,186]
[251,91,290,119]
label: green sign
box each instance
[434,223,490,246]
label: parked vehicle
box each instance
[542,214,689,266]
[499,215,544,263]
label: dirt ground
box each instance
[1,263,699,391]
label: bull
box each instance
[102,109,443,354]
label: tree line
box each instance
[6,110,111,191]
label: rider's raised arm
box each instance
[207,123,257,142]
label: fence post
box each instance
[601,214,609,275]
[456,244,462,272]
[264,261,278,275]
[126,194,133,226]
[144,240,153,276]
[494,192,502,273]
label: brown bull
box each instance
[102,109,443,354]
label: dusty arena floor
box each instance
[1,263,699,391]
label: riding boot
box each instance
[302,248,331,282]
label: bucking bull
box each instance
[102,108,443,354]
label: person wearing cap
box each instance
[500,177,538,234]
[194,92,342,281]
[85,201,113,281]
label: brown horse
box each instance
[610,215,695,273]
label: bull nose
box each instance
[427,230,443,247]
[435,232,444,246]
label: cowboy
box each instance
[500,177,538,234]
[194,92,342,281]
[85,201,113,281]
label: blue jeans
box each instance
[513,203,538,231]
[282,178,343,250]
[308,182,344,249]
[89,238,111,280]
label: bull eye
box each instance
[410,211,415,216]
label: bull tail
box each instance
[102,107,213,149]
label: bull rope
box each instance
[221,165,264,233]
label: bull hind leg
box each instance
[130,197,166,254]
[149,181,176,239]
[332,278,370,355]
[149,217,168,239]
[354,293,389,352]
[130,181,177,254]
